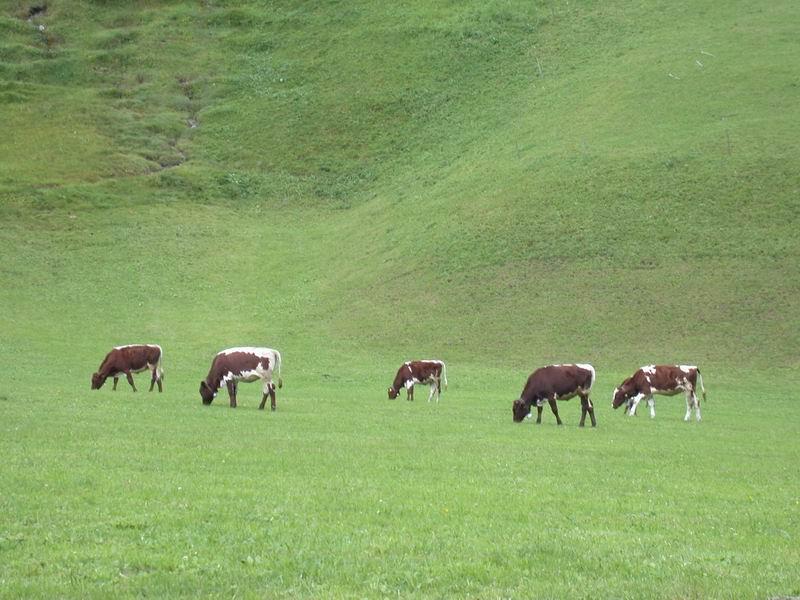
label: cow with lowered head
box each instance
[199,347,283,410]
[512,363,597,427]
[387,360,447,402]
[612,364,705,421]
[91,344,164,392]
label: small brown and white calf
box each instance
[512,364,597,427]
[612,365,706,421]
[199,347,283,410]
[91,344,164,392]
[387,360,447,402]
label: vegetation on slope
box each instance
[2,1,797,374]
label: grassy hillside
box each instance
[1,0,797,373]
[1,0,799,597]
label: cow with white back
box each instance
[91,344,164,392]
[199,347,283,409]
[512,364,597,427]
[387,360,447,402]
[612,365,706,421]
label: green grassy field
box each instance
[1,0,798,597]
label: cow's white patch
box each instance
[576,363,595,386]
[679,365,696,374]
[642,365,656,375]
[114,343,159,350]
[237,368,262,383]
[221,347,272,358]
[628,393,645,415]
[221,364,270,386]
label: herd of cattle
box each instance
[91,344,707,423]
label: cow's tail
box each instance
[587,364,596,391]
[696,368,706,402]
[274,350,283,388]
[441,360,448,391]
[156,344,165,380]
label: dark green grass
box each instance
[2,369,798,598]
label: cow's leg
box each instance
[227,380,237,408]
[406,383,414,401]
[259,380,276,411]
[694,392,702,421]
[548,396,563,425]
[428,378,439,403]
[685,390,701,421]
[259,379,268,410]
[535,401,544,424]
[579,393,597,427]
[112,376,119,391]
[125,371,137,392]
[149,365,163,392]
[628,393,644,416]
[647,395,655,418]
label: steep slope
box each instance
[0,0,797,378]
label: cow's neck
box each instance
[206,370,225,393]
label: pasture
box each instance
[1,0,799,596]
[2,363,798,598]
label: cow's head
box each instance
[512,398,530,422]
[91,372,105,390]
[387,387,399,399]
[612,379,633,409]
[199,381,216,405]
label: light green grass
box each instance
[2,368,799,598]
[1,0,799,596]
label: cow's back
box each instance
[211,348,272,379]
[649,365,698,389]
[106,344,160,370]
[522,364,592,401]
[411,360,443,380]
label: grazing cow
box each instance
[612,365,706,421]
[199,347,283,410]
[91,344,164,392]
[512,364,597,427]
[387,360,447,402]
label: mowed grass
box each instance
[2,366,798,598]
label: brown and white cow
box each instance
[612,365,706,421]
[387,360,447,402]
[512,363,597,427]
[199,347,283,410]
[91,344,164,392]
